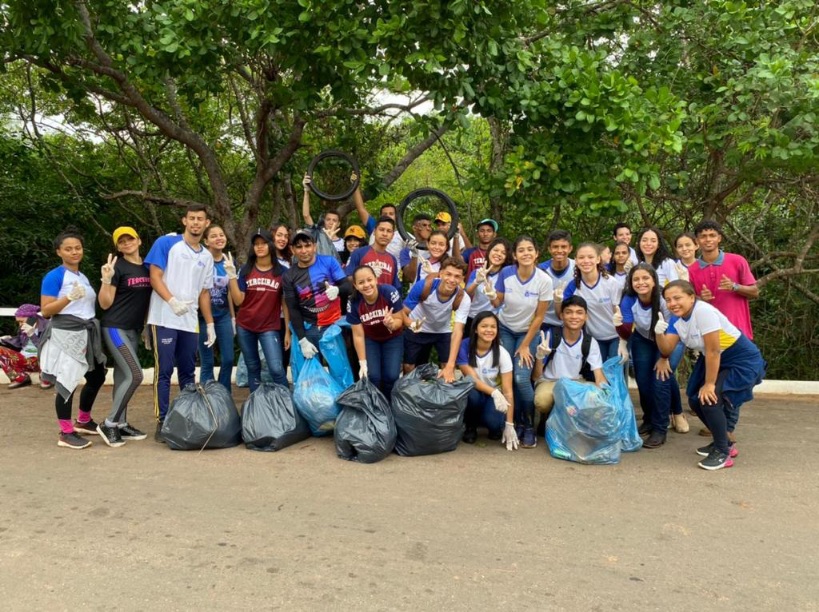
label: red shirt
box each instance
[236,266,284,332]
[688,251,756,339]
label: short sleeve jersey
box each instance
[282,254,348,327]
[538,259,575,326]
[619,294,671,340]
[494,266,553,333]
[236,265,284,333]
[207,259,231,317]
[646,257,679,287]
[41,266,96,320]
[466,269,501,318]
[100,259,152,330]
[456,339,513,388]
[367,218,404,261]
[666,299,741,352]
[538,330,603,382]
[563,274,622,341]
[345,245,401,290]
[687,251,756,339]
[145,235,214,333]
[404,278,471,334]
[346,285,403,342]
[463,247,487,277]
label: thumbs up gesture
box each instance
[700,284,714,301]
[67,282,86,302]
[535,330,553,360]
[612,304,623,327]
[654,311,668,335]
[100,254,117,285]
[718,274,735,292]
[324,281,339,301]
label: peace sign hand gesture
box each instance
[535,330,553,360]
[101,254,117,285]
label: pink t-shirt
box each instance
[688,251,756,339]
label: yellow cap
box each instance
[112,226,139,246]
[344,225,367,240]
[435,212,452,223]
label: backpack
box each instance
[543,327,593,379]
[419,274,465,311]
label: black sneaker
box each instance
[643,431,667,449]
[58,432,92,450]
[696,442,738,458]
[698,449,734,471]
[462,427,478,444]
[73,419,100,435]
[119,423,147,441]
[97,423,125,448]
[154,420,166,443]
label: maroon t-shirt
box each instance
[346,285,403,342]
[236,266,283,333]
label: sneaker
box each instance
[643,431,667,449]
[97,423,125,448]
[73,419,100,435]
[39,380,54,390]
[119,423,147,441]
[57,432,92,450]
[672,413,690,433]
[696,442,739,458]
[8,375,32,389]
[515,424,525,441]
[154,420,166,443]
[462,427,478,444]
[698,449,734,471]
[521,428,537,449]
[487,429,503,441]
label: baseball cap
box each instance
[290,229,316,245]
[435,212,452,223]
[344,225,367,240]
[249,227,273,242]
[476,218,498,232]
[112,226,139,246]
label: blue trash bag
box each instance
[318,322,353,390]
[292,358,344,436]
[602,357,643,452]
[235,342,274,388]
[335,378,397,463]
[546,379,622,465]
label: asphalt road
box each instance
[1,385,817,611]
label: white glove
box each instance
[675,262,689,282]
[405,238,419,252]
[100,254,117,285]
[654,312,668,335]
[21,322,37,336]
[302,174,312,189]
[535,330,552,360]
[484,282,498,300]
[359,360,368,379]
[231,318,237,336]
[491,389,509,413]
[623,259,634,273]
[553,283,565,304]
[66,282,86,302]
[223,252,238,280]
[205,323,216,348]
[299,337,319,359]
[612,305,623,327]
[475,262,489,284]
[502,422,519,451]
[419,256,433,275]
[324,281,339,301]
[409,317,426,333]
[141,326,152,350]
[168,297,192,316]
[617,338,629,364]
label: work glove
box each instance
[654,312,669,335]
[299,337,319,359]
[168,297,193,316]
[100,254,117,285]
[223,252,238,280]
[324,281,339,301]
[67,282,86,302]
[617,338,629,365]
[612,305,623,327]
[491,389,509,413]
[502,422,519,451]
[205,323,216,348]
[408,317,426,333]
[359,360,368,379]
[535,330,553,360]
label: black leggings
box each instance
[688,370,731,454]
[55,361,107,421]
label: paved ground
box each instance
[1,385,817,611]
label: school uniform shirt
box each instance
[282,254,347,328]
[346,285,403,342]
[628,246,639,266]
[145,235,214,333]
[456,340,513,388]
[466,269,501,318]
[41,266,97,320]
[537,330,603,382]
[666,299,741,352]
[236,266,284,333]
[494,266,553,333]
[538,259,575,326]
[345,245,401,290]
[404,278,472,334]
[365,217,404,261]
[563,274,622,341]
[619,295,672,340]
[462,246,487,277]
[100,259,152,330]
[446,234,466,257]
[687,250,756,339]
[611,271,628,293]
[645,257,679,287]
[399,247,441,283]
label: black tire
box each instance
[306,150,360,202]
[396,188,459,242]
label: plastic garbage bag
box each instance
[293,358,344,436]
[546,378,621,464]
[313,226,342,262]
[318,322,353,390]
[162,381,242,450]
[335,378,396,463]
[241,383,310,451]
[390,364,473,456]
[602,357,643,452]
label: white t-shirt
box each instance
[666,300,741,352]
[538,259,575,326]
[563,274,623,341]
[494,266,553,333]
[611,271,628,293]
[456,340,513,388]
[649,258,679,287]
[404,278,471,334]
[538,330,603,381]
[145,235,214,333]
[466,269,501,317]
[620,295,672,339]
[41,266,96,319]
[447,234,467,257]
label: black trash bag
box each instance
[390,364,474,457]
[241,383,311,451]
[334,378,397,463]
[161,381,242,450]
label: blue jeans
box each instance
[499,325,538,430]
[596,337,621,362]
[465,388,506,434]
[237,326,287,391]
[198,311,234,391]
[631,332,682,435]
[364,334,403,400]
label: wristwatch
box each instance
[732,282,740,292]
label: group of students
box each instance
[11,175,765,471]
